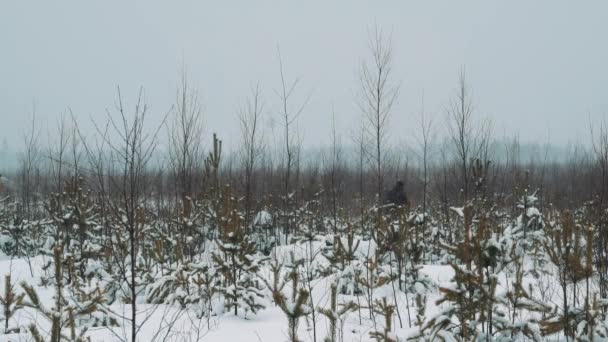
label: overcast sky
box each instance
[1,0,607,155]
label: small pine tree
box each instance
[574,295,608,340]
[422,161,510,341]
[535,213,608,340]
[174,195,205,261]
[375,212,412,291]
[0,274,24,334]
[44,176,104,283]
[0,202,39,266]
[425,206,506,340]
[318,282,357,342]
[356,251,393,323]
[146,263,191,306]
[22,244,117,342]
[502,279,549,340]
[264,253,312,342]
[212,191,267,317]
[323,223,361,295]
[188,262,219,323]
[146,260,220,326]
[369,297,397,342]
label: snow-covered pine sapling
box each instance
[499,181,547,335]
[575,295,608,340]
[538,213,604,340]
[375,211,409,328]
[468,160,501,338]
[190,263,219,327]
[375,211,411,292]
[145,263,190,306]
[212,191,267,318]
[24,244,65,342]
[356,254,392,323]
[572,225,608,340]
[323,223,361,295]
[541,211,580,339]
[46,177,104,283]
[174,195,204,261]
[150,236,172,275]
[357,219,393,324]
[411,265,433,334]
[0,274,24,334]
[0,203,38,275]
[263,259,287,306]
[421,160,509,340]
[146,261,220,329]
[21,244,117,342]
[294,200,324,342]
[369,297,397,342]
[491,213,549,339]
[422,200,506,341]
[414,291,425,330]
[264,253,311,342]
[279,280,310,342]
[317,282,357,342]
[514,183,547,277]
[502,279,549,340]
[0,194,6,219]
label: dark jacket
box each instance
[385,181,408,207]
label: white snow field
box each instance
[0,222,595,342]
[0,243,460,342]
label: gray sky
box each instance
[1,0,607,155]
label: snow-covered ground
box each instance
[0,226,589,342]
[0,246,462,342]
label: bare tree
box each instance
[46,116,70,194]
[434,140,454,244]
[238,84,264,230]
[323,108,343,235]
[352,123,370,236]
[447,71,474,204]
[446,70,490,203]
[18,109,42,218]
[276,48,308,242]
[359,25,399,207]
[81,87,168,342]
[167,69,204,200]
[415,95,435,261]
